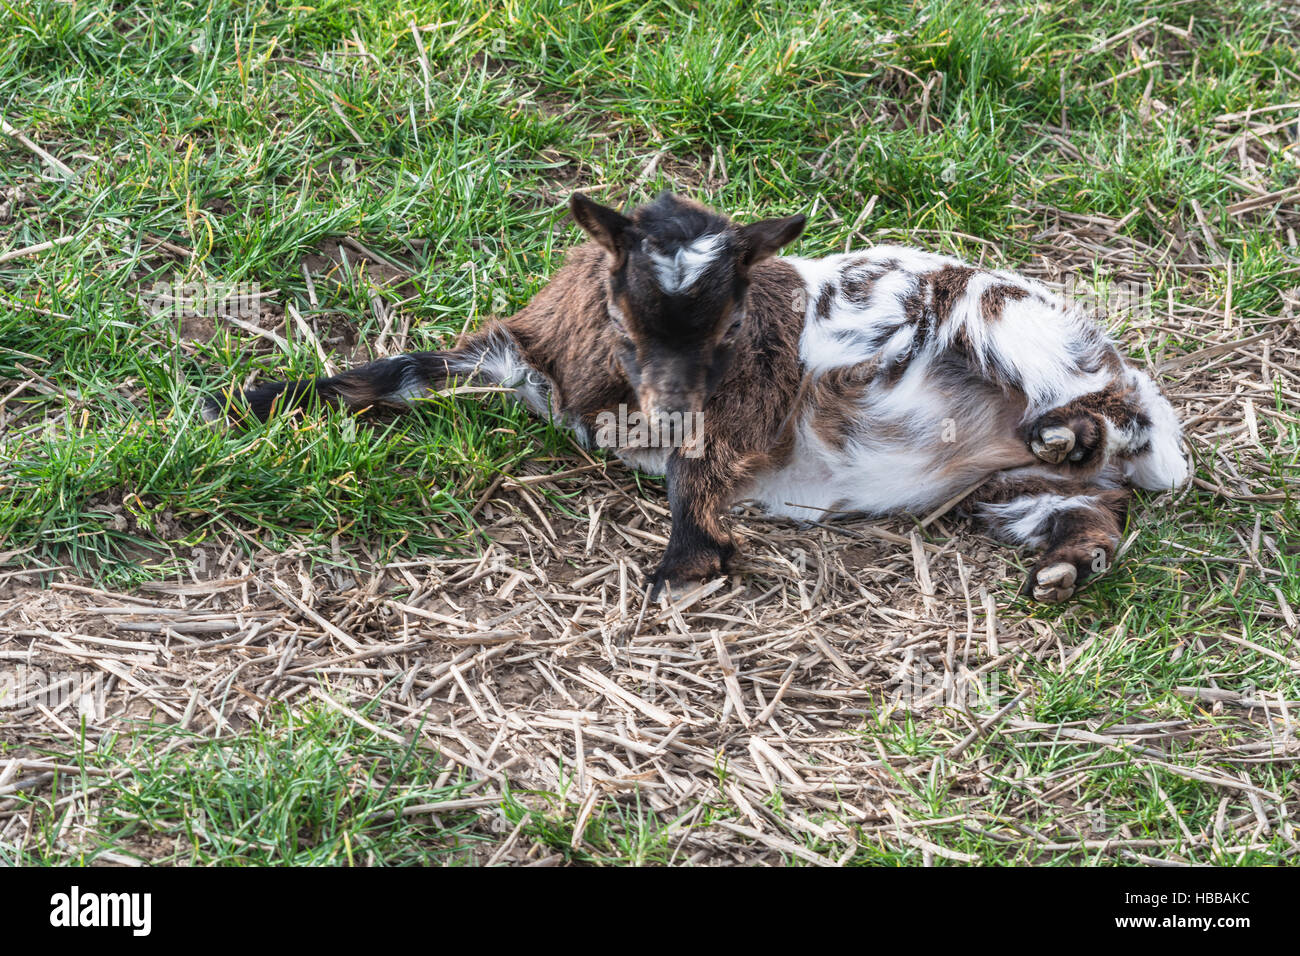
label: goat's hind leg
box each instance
[938,282,1186,487]
[972,468,1131,603]
[1022,367,1188,490]
[1023,377,1140,469]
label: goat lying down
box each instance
[208,192,1189,603]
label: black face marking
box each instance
[569,191,805,416]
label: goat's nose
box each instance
[653,395,694,418]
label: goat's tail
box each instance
[203,350,464,425]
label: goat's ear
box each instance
[737,214,807,270]
[570,193,634,268]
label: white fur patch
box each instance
[934,272,1115,413]
[447,335,557,420]
[648,233,727,295]
[616,445,671,476]
[980,494,1102,547]
[391,360,432,404]
[1121,367,1190,489]
[199,393,223,425]
[751,242,1190,527]
[789,249,959,374]
[742,415,971,521]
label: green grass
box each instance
[1,0,1298,864]
[2,705,487,865]
[2,0,1297,580]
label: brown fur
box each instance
[840,258,893,305]
[926,265,977,322]
[1022,377,1152,476]
[670,260,806,543]
[970,471,1131,598]
[814,283,836,320]
[980,283,1030,321]
[492,244,637,429]
[806,360,879,448]
[471,211,808,593]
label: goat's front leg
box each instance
[647,446,754,599]
[209,322,541,424]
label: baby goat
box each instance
[208,192,1189,603]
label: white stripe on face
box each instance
[647,233,727,295]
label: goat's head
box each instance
[570,190,805,422]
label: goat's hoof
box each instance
[1030,561,1077,603]
[647,541,734,601]
[646,566,711,603]
[1030,425,1076,464]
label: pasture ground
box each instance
[1,0,1298,864]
